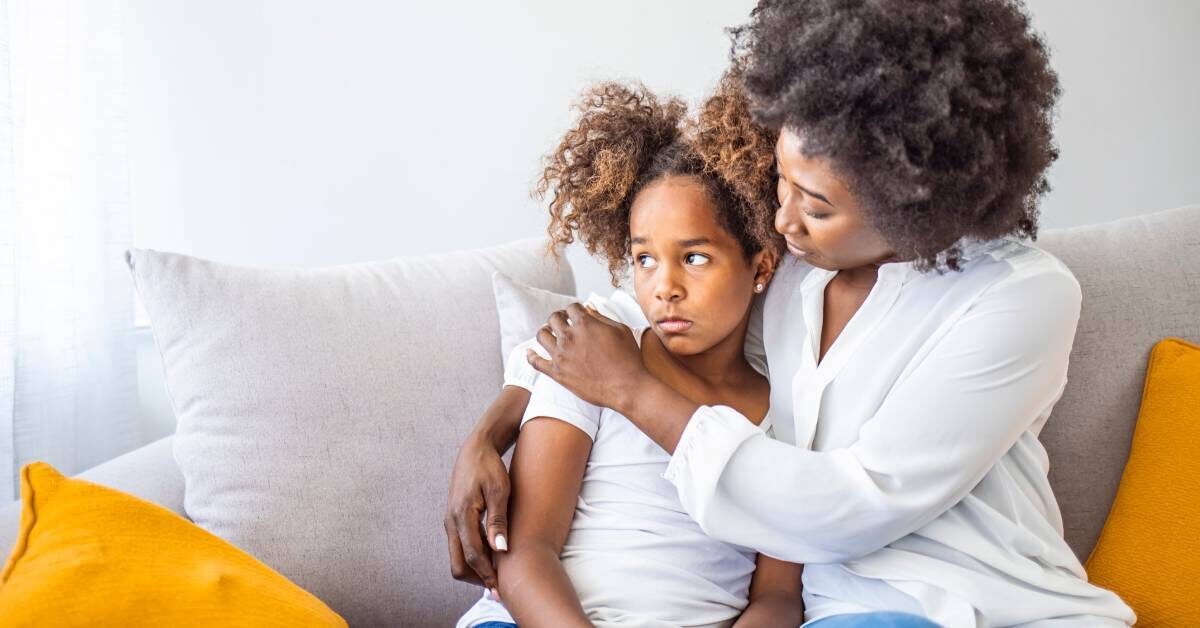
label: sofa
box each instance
[2,204,1197,625]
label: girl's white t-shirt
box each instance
[457,290,771,628]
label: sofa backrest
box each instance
[129,238,576,626]
[1037,205,1200,560]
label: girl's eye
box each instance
[804,209,830,220]
[636,254,657,269]
[685,253,710,266]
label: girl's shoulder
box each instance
[581,288,649,330]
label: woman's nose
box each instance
[775,203,806,237]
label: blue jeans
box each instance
[808,611,941,627]
[472,613,938,628]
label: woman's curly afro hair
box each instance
[732,0,1061,270]
[536,74,781,286]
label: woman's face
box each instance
[774,128,895,271]
[629,176,773,357]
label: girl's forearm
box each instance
[732,592,806,628]
[496,545,591,628]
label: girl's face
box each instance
[773,128,895,271]
[629,176,774,357]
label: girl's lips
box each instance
[657,319,693,334]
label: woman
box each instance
[446,1,1135,626]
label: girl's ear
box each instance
[751,247,779,290]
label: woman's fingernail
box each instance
[495,534,508,552]
[490,587,502,601]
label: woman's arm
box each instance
[495,417,594,628]
[528,304,698,452]
[663,270,1083,563]
[733,556,805,628]
[445,385,529,590]
[536,272,1082,564]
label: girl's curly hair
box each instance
[731,0,1061,271]
[536,74,781,286]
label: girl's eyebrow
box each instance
[631,237,713,246]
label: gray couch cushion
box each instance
[128,239,573,627]
[0,435,184,559]
[1037,205,1200,560]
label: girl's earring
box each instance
[754,283,765,293]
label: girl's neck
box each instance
[639,313,757,398]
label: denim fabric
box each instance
[808,611,941,627]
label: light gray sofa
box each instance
[2,205,1197,625]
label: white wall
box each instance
[1030,0,1200,228]
[123,0,1200,442]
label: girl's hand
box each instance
[527,303,647,412]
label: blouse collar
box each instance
[875,235,1021,285]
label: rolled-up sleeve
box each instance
[502,337,548,391]
[663,268,1082,564]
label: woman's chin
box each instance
[791,251,832,270]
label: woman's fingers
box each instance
[453,503,498,591]
[444,515,483,586]
[548,309,571,337]
[535,325,559,356]
[527,348,553,375]
[579,302,621,327]
[483,477,511,554]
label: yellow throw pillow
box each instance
[0,462,346,627]
[1085,337,1200,626]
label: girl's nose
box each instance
[653,268,685,302]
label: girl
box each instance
[455,77,803,627]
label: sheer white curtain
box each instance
[0,0,139,501]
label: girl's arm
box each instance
[733,556,804,627]
[495,417,594,628]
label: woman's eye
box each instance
[636,254,657,269]
[804,208,830,220]
[685,253,711,266]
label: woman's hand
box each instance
[527,303,647,412]
[444,386,530,592]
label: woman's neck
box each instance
[835,263,881,289]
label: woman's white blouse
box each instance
[659,238,1135,627]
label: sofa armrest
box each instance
[0,436,186,555]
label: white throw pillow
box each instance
[127,239,573,626]
[492,272,655,393]
[492,271,579,360]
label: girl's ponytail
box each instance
[536,82,686,284]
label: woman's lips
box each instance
[657,319,693,334]
[785,240,812,258]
